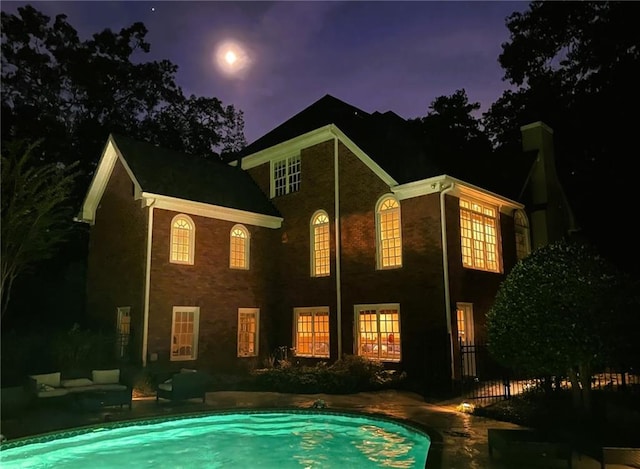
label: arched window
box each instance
[376,195,402,269]
[514,210,531,261]
[230,224,250,269]
[170,214,195,265]
[310,210,330,277]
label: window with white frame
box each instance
[514,210,531,261]
[171,306,200,361]
[311,211,330,277]
[294,307,329,358]
[238,308,259,357]
[376,195,402,269]
[355,304,401,361]
[170,214,195,265]
[272,154,301,197]
[230,224,250,269]
[459,197,500,272]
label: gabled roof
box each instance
[77,134,281,227]
[110,134,280,217]
[240,94,443,184]
[239,94,535,201]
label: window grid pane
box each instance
[358,307,401,361]
[273,155,301,196]
[313,214,330,276]
[171,218,192,263]
[172,310,194,358]
[230,227,248,269]
[274,160,287,197]
[238,311,257,356]
[295,309,330,358]
[459,198,500,272]
[378,198,402,268]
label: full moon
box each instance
[215,40,250,76]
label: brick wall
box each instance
[146,209,279,372]
[86,158,147,364]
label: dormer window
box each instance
[272,155,301,197]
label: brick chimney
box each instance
[520,122,577,250]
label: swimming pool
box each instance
[0,410,430,468]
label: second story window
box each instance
[514,210,531,261]
[459,197,500,272]
[376,195,402,269]
[170,214,195,265]
[311,210,330,277]
[272,154,301,197]
[230,224,250,270]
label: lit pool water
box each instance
[0,410,430,468]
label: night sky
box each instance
[1,1,528,144]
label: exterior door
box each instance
[456,303,476,377]
[116,307,131,360]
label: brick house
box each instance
[77,94,573,392]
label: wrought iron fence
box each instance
[459,340,639,403]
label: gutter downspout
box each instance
[439,182,455,381]
[142,198,156,367]
[333,135,343,358]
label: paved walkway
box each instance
[1,390,605,468]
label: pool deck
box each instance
[1,389,607,468]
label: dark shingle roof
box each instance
[240,94,443,184]
[110,134,280,217]
[240,94,534,201]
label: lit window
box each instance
[238,308,259,357]
[230,224,250,269]
[272,154,301,197]
[355,304,401,362]
[171,306,200,361]
[170,214,195,265]
[514,210,531,261]
[311,211,330,277]
[294,307,329,358]
[459,198,501,272]
[376,196,402,269]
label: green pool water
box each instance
[0,410,430,468]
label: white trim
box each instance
[333,136,342,358]
[169,213,196,265]
[76,135,142,225]
[141,192,282,229]
[230,224,250,270]
[142,198,155,367]
[237,308,260,357]
[439,183,455,380]
[170,306,200,361]
[520,121,554,134]
[240,125,397,188]
[392,175,523,214]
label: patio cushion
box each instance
[158,382,172,391]
[90,384,128,392]
[61,378,94,388]
[92,369,120,385]
[37,388,68,398]
[30,372,61,388]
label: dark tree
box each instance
[1,5,246,189]
[487,239,638,414]
[409,89,493,184]
[483,1,640,275]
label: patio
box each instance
[0,389,614,468]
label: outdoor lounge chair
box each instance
[155,369,209,403]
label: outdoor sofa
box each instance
[156,368,209,403]
[28,368,132,409]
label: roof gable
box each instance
[77,134,281,227]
